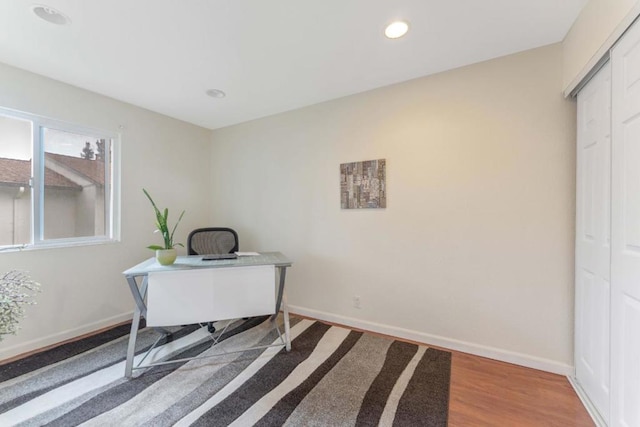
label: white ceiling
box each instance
[0,1,587,130]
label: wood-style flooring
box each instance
[317,318,594,426]
[449,351,593,426]
[1,318,595,426]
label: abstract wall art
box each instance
[340,159,386,209]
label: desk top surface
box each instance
[123,251,292,276]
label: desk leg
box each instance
[125,275,147,378]
[272,267,287,321]
[272,267,291,351]
[283,293,291,351]
[125,303,142,378]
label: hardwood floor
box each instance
[1,317,595,426]
[313,317,594,426]
[449,351,593,426]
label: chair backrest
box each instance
[187,227,239,255]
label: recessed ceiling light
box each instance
[205,89,226,99]
[31,5,71,25]
[385,21,409,39]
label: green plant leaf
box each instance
[146,245,165,250]
[143,189,185,250]
[169,210,185,247]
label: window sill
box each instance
[0,238,120,254]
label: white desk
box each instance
[122,252,292,377]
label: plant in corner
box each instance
[0,271,40,342]
[143,188,185,265]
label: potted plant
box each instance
[143,189,185,265]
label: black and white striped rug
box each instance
[0,316,451,426]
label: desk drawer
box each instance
[146,265,276,327]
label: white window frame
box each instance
[0,106,121,250]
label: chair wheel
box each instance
[207,322,216,334]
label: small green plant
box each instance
[143,189,185,250]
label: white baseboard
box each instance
[0,311,134,362]
[567,376,607,427]
[1,306,575,377]
[289,305,574,376]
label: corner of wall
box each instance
[562,0,640,96]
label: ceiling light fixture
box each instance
[205,89,226,99]
[384,21,409,39]
[31,5,71,25]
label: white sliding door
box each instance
[611,19,640,427]
[575,61,611,424]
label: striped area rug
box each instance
[0,316,451,426]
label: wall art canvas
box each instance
[340,159,386,209]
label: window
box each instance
[0,107,119,249]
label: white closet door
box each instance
[576,61,611,423]
[611,18,640,427]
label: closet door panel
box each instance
[576,61,611,423]
[611,19,640,427]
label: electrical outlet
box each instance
[353,295,361,309]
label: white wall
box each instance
[210,44,577,373]
[0,187,30,246]
[563,0,640,93]
[0,61,212,360]
[42,188,78,240]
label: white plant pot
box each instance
[156,248,177,266]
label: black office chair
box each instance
[187,227,239,333]
[187,227,239,256]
